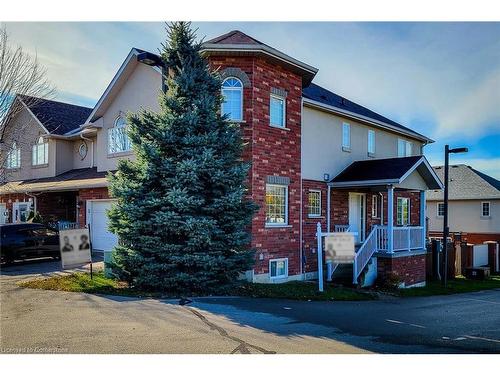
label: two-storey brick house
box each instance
[0,30,442,287]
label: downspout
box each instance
[80,133,94,168]
[327,184,331,232]
[299,97,304,279]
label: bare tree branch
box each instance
[0,25,56,185]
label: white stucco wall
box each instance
[427,199,500,233]
[301,106,424,181]
[2,106,56,181]
[94,62,161,172]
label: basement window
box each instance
[270,258,288,279]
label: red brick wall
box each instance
[209,56,303,277]
[428,231,500,245]
[77,187,111,227]
[377,254,426,287]
[302,180,328,273]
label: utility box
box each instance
[464,267,490,280]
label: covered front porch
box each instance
[328,156,443,287]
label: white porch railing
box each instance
[334,224,350,232]
[353,225,425,283]
[353,226,378,284]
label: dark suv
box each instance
[0,223,60,264]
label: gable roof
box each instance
[205,30,263,45]
[18,95,92,135]
[303,83,431,143]
[427,165,500,201]
[330,155,442,190]
[201,30,318,87]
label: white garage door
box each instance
[89,200,118,252]
[473,244,488,267]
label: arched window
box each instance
[108,115,131,154]
[32,136,48,166]
[221,77,243,122]
[6,142,21,169]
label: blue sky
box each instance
[3,22,500,178]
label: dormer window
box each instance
[32,136,48,166]
[6,142,21,169]
[108,115,131,154]
[221,77,243,122]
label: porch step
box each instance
[330,257,376,286]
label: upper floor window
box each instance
[308,190,321,217]
[368,129,375,155]
[437,202,445,217]
[265,184,288,226]
[6,142,21,169]
[32,136,48,166]
[221,77,243,122]
[342,122,351,151]
[397,197,410,226]
[398,139,413,157]
[270,94,286,128]
[481,202,491,217]
[108,116,131,154]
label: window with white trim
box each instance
[481,202,490,217]
[372,195,379,218]
[397,197,410,226]
[32,136,48,166]
[398,139,413,157]
[108,116,131,154]
[368,129,375,155]
[342,122,351,150]
[270,94,285,128]
[6,142,21,169]
[437,202,445,217]
[265,184,288,226]
[308,190,321,217]
[221,77,243,122]
[270,258,288,279]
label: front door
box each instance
[0,203,6,224]
[349,193,366,243]
[12,202,32,223]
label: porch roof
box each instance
[0,168,110,194]
[329,156,443,190]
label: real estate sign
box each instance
[59,228,91,269]
[325,232,355,264]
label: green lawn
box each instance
[397,275,500,297]
[236,281,375,301]
[19,272,374,301]
[19,272,162,298]
[20,271,499,301]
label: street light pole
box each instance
[442,145,468,287]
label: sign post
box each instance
[316,222,324,292]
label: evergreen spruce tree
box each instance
[107,22,257,293]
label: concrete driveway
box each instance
[1,259,499,354]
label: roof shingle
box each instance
[427,165,500,200]
[19,95,92,135]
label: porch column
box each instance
[387,185,394,253]
[420,190,426,249]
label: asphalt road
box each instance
[1,259,499,354]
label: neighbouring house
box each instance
[0,30,443,287]
[427,165,500,245]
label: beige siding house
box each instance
[427,164,500,244]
